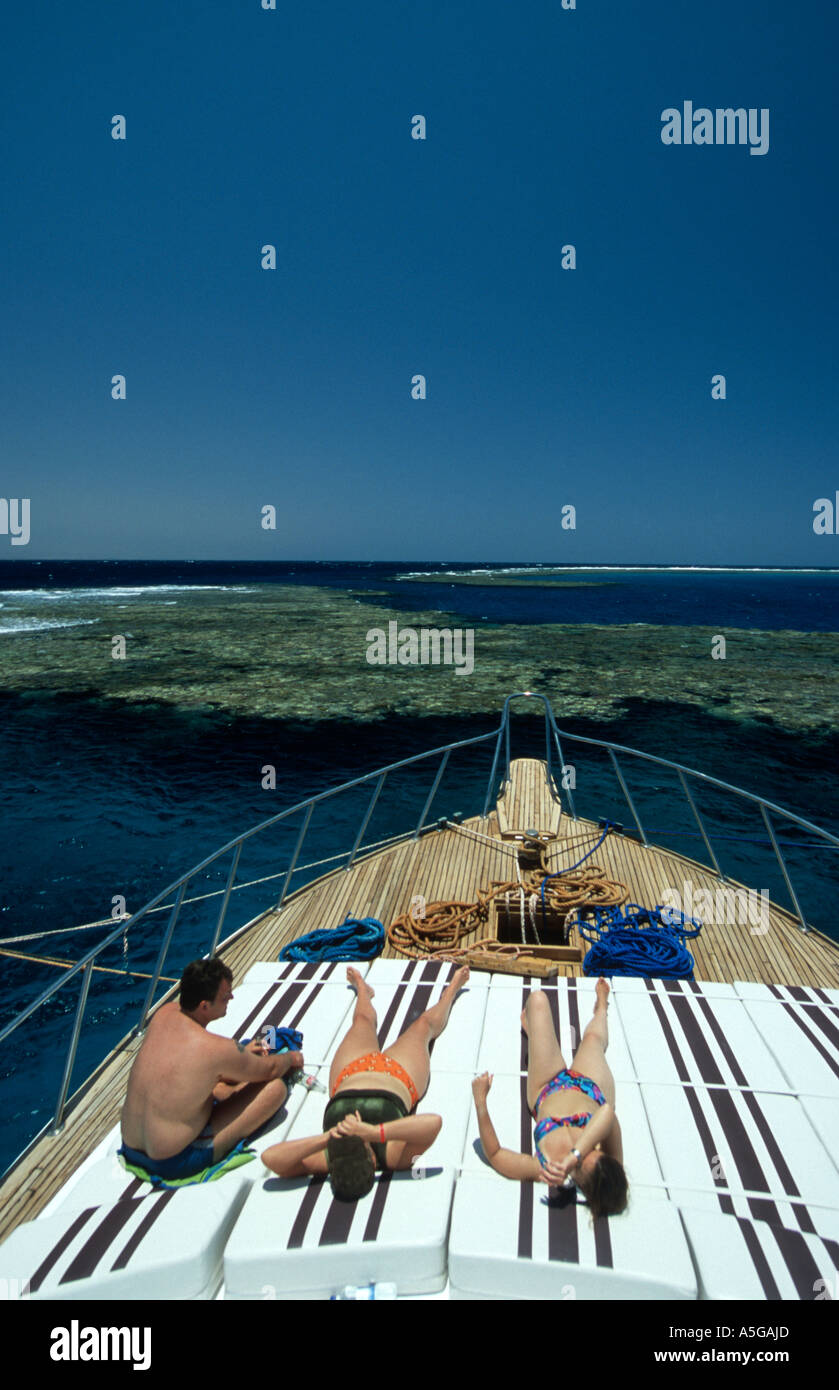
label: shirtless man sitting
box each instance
[120,959,298,1181]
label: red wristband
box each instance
[379,1124,386,1144]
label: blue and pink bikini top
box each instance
[532,1069,606,1170]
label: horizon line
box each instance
[2,559,839,573]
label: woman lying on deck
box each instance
[471,979,629,1218]
[262,964,470,1201]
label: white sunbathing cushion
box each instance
[678,1203,839,1300]
[225,1164,456,1300]
[239,960,365,988]
[616,989,788,1090]
[733,981,839,1007]
[449,1176,695,1300]
[0,1179,250,1300]
[225,960,479,1298]
[743,999,839,1098]
[642,1083,839,1223]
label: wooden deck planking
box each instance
[218,767,839,995]
[497,759,562,838]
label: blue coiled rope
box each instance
[575,903,703,979]
[278,914,385,963]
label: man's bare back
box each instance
[121,963,299,1169]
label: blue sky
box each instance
[2,0,838,562]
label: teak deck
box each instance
[2,758,838,1245]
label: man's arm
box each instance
[215,1039,302,1087]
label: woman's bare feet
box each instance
[420,964,470,1040]
[596,978,610,1010]
[346,965,374,999]
[448,965,470,996]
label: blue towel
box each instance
[242,1026,304,1053]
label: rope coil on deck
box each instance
[387,892,500,958]
[278,915,385,963]
[574,903,703,979]
[387,867,628,959]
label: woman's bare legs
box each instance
[385,966,471,1100]
[330,965,470,1101]
[569,978,616,1108]
[328,967,380,1092]
[522,991,567,1114]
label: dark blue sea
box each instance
[2,558,838,628]
[1,561,838,1174]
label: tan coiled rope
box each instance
[387,866,627,959]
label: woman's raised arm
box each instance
[332,1109,443,1170]
[261,1131,330,1178]
[471,1072,543,1182]
[602,1112,623,1163]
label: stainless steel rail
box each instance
[3,691,838,1142]
[537,696,839,935]
[494,691,839,935]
